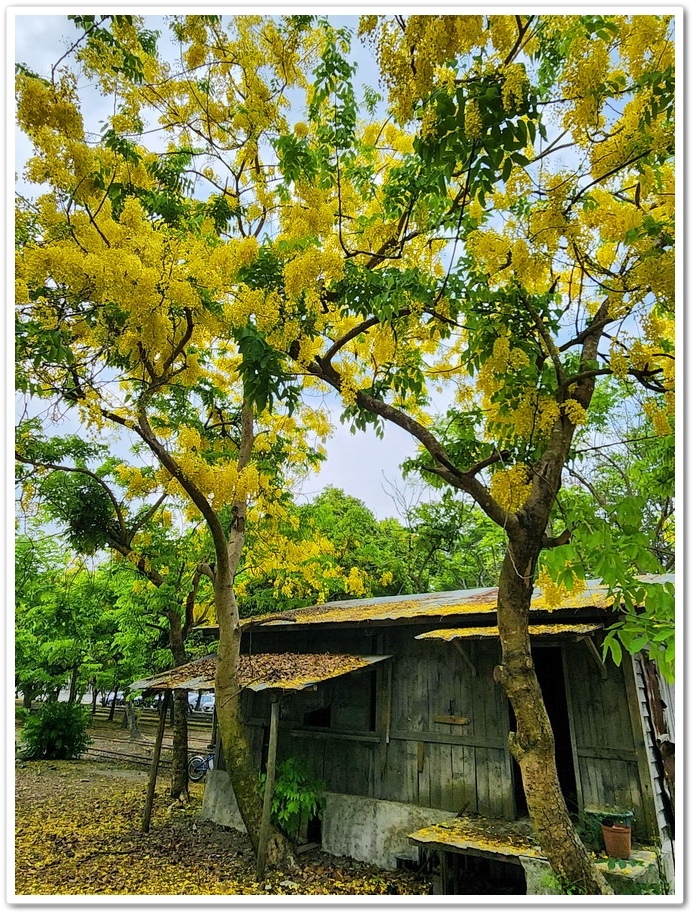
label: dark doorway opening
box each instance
[441,852,527,895]
[509,646,578,818]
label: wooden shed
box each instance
[143,577,676,891]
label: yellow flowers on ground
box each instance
[14,758,430,896]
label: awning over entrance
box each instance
[415,623,602,641]
[409,814,544,861]
[129,652,391,694]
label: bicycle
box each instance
[187,751,215,782]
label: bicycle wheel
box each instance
[188,755,209,782]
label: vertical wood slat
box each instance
[562,644,585,817]
[376,659,393,796]
[256,697,280,879]
[142,690,169,834]
[621,654,660,838]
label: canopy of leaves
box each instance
[15,14,675,678]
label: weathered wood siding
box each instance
[631,654,674,882]
[242,625,514,818]
[563,641,656,839]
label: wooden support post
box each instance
[142,690,169,834]
[453,639,477,677]
[581,635,608,679]
[209,705,218,751]
[256,696,280,880]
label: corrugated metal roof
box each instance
[415,623,603,641]
[409,814,543,860]
[247,576,673,629]
[129,652,390,693]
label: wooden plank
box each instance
[562,644,585,817]
[448,744,469,814]
[621,655,660,838]
[376,659,393,795]
[256,697,280,879]
[142,690,169,833]
[475,746,490,815]
[288,728,380,743]
[432,714,471,726]
[388,729,506,749]
[576,746,638,762]
[488,749,508,818]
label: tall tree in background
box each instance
[15,433,218,798]
[15,13,675,890]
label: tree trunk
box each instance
[168,610,189,801]
[170,689,190,801]
[22,688,33,710]
[214,569,293,869]
[68,664,80,703]
[108,686,119,722]
[125,700,143,740]
[496,537,611,894]
[91,684,98,714]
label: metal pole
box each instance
[256,697,280,879]
[142,690,169,833]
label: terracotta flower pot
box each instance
[602,823,631,859]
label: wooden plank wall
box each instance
[244,626,515,819]
[564,641,654,838]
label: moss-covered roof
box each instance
[129,652,390,693]
[409,814,544,860]
[246,581,630,629]
[416,623,603,641]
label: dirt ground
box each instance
[13,714,434,897]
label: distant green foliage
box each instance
[20,702,92,760]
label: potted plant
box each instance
[600,808,634,859]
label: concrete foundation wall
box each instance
[201,770,246,833]
[322,792,456,871]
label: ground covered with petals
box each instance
[14,757,432,897]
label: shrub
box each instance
[259,756,326,842]
[20,701,92,760]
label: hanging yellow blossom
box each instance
[490,464,532,513]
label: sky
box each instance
[11,11,432,521]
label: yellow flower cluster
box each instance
[535,568,587,612]
[371,326,397,366]
[644,399,672,437]
[561,399,587,426]
[489,464,532,513]
[16,73,84,141]
[464,100,483,139]
[502,64,528,113]
[114,464,157,498]
[340,377,359,407]
[346,566,367,596]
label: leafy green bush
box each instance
[20,702,92,760]
[259,756,326,841]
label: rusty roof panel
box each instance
[409,815,543,860]
[129,653,390,693]
[249,587,500,628]
[416,623,603,641]
[246,575,673,629]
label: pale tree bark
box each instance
[212,402,294,869]
[129,399,292,869]
[124,700,143,740]
[491,303,612,894]
[497,536,611,894]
